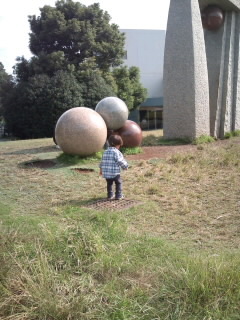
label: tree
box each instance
[75,58,116,109]
[112,66,147,111]
[3,71,83,139]
[28,0,125,71]
[14,52,75,82]
[0,63,12,121]
[4,1,147,139]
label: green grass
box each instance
[56,147,142,164]
[1,135,240,319]
[120,146,143,155]
[142,134,191,146]
[57,151,103,165]
[224,130,240,139]
[192,134,216,145]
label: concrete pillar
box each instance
[232,12,240,131]
[163,0,210,139]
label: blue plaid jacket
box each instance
[99,147,128,179]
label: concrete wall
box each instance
[202,4,240,137]
[120,29,165,98]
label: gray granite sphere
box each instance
[55,107,107,156]
[95,97,129,130]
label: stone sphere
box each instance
[55,107,107,156]
[117,120,142,148]
[201,5,224,31]
[95,97,129,130]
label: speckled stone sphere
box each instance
[117,120,142,148]
[55,107,107,156]
[201,5,224,31]
[95,97,129,130]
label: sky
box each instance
[0,0,170,74]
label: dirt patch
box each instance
[24,159,56,169]
[126,145,198,161]
[125,139,240,161]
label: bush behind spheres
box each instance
[3,71,83,139]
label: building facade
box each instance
[120,29,165,129]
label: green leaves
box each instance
[3,71,83,139]
[112,66,147,111]
[28,0,125,71]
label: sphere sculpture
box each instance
[117,120,142,148]
[55,107,107,156]
[201,5,224,31]
[95,97,129,130]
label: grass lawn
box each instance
[0,133,240,320]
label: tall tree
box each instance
[75,57,116,109]
[0,63,12,121]
[112,66,147,111]
[4,1,147,139]
[28,0,125,71]
[14,52,75,82]
[3,71,83,139]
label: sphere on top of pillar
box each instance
[95,97,129,130]
[55,107,107,156]
[201,5,225,31]
[117,120,142,148]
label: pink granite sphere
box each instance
[55,107,107,156]
[95,97,129,130]
[117,120,142,148]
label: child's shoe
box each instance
[115,194,124,200]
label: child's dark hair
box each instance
[108,134,123,147]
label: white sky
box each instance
[0,0,170,74]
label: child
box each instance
[99,134,128,200]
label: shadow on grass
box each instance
[3,145,58,155]
[53,198,104,209]
[19,158,99,171]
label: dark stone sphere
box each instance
[201,5,224,31]
[117,120,142,148]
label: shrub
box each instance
[192,135,215,145]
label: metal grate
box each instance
[84,198,142,211]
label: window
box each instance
[139,109,163,130]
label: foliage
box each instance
[75,58,116,109]
[192,134,215,144]
[4,1,147,138]
[224,130,240,139]
[14,52,75,81]
[112,66,147,110]
[28,0,125,71]
[3,71,83,139]
[0,62,12,120]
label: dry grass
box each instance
[0,136,239,251]
[124,139,240,250]
[1,136,240,319]
[142,129,163,137]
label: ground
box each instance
[126,144,198,160]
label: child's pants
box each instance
[106,175,122,198]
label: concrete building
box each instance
[120,29,165,129]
